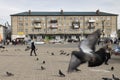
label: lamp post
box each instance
[102,20,105,37]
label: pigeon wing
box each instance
[68,54,81,72]
[79,39,94,54]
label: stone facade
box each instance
[11,10,118,41]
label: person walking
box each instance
[30,41,37,56]
[104,42,112,65]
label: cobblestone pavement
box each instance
[0,44,120,80]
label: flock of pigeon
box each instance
[0,29,120,80]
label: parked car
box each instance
[49,39,63,44]
[112,45,120,55]
[27,41,45,45]
[67,39,79,43]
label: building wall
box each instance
[0,25,6,41]
[11,15,118,40]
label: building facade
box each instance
[11,10,118,41]
[0,24,7,42]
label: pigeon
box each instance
[60,52,64,55]
[68,29,105,72]
[59,70,65,77]
[63,52,66,55]
[6,72,14,76]
[60,50,64,53]
[66,53,70,56]
[111,66,114,71]
[102,77,112,80]
[112,74,120,80]
[41,66,45,70]
[42,61,45,64]
[51,52,54,55]
[36,58,39,61]
[25,46,31,51]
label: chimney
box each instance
[28,10,31,15]
[60,9,63,15]
[96,9,100,15]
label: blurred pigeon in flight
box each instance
[68,29,106,72]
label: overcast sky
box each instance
[0,0,120,28]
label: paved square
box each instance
[0,44,120,80]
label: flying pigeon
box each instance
[59,70,65,77]
[68,29,105,72]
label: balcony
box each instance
[72,21,80,29]
[32,20,42,29]
[88,26,95,29]
[33,23,42,29]
[49,24,58,29]
[88,20,96,23]
[50,20,57,23]
[34,25,41,29]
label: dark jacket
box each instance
[31,42,35,50]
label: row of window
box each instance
[18,28,87,33]
[18,21,111,27]
[18,16,111,21]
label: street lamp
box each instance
[102,20,105,37]
[102,20,105,31]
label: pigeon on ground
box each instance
[68,29,105,72]
[51,52,54,55]
[102,77,112,80]
[59,70,65,77]
[111,66,114,71]
[66,53,70,56]
[25,46,31,51]
[6,72,14,76]
[112,74,120,80]
[42,61,45,64]
[60,52,64,55]
[36,58,39,61]
[41,66,45,70]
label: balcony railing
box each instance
[88,20,96,23]
[34,25,41,29]
[72,21,80,29]
[49,24,58,29]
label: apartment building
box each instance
[11,10,118,41]
[0,24,7,42]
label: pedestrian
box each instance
[104,42,112,65]
[30,41,37,56]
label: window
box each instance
[24,17,28,21]
[25,29,28,33]
[19,17,23,21]
[107,17,111,20]
[80,17,83,20]
[19,23,23,26]
[25,23,28,26]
